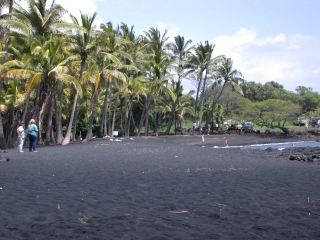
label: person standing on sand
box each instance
[224,138,228,147]
[202,134,205,147]
[17,121,25,152]
[28,119,38,152]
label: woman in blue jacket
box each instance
[28,119,38,152]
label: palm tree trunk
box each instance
[38,91,50,145]
[45,91,54,145]
[63,55,86,145]
[124,96,129,137]
[71,105,78,141]
[206,83,227,126]
[137,104,146,136]
[165,113,174,134]
[32,83,41,121]
[192,75,203,134]
[55,84,64,144]
[22,95,30,123]
[99,81,110,137]
[107,85,113,136]
[153,111,158,136]
[137,94,150,136]
[144,106,150,136]
[5,111,19,149]
[127,104,132,136]
[138,94,151,136]
[111,95,119,137]
[199,71,208,129]
[0,2,13,149]
[130,107,137,133]
[84,90,98,141]
[62,91,79,145]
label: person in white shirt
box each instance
[17,121,25,152]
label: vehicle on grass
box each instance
[175,127,186,134]
[310,117,320,127]
[187,124,212,134]
[293,118,308,126]
[242,122,254,132]
[187,125,202,132]
[224,120,242,135]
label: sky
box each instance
[18,0,320,93]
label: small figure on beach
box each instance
[202,134,205,147]
[17,121,25,152]
[224,138,228,147]
[28,119,38,152]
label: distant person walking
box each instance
[28,119,38,152]
[17,121,25,152]
[202,134,205,148]
[305,121,309,129]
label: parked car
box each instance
[175,127,186,133]
[293,118,308,126]
[242,122,254,132]
[188,124,211,133]
[310,117,320,127]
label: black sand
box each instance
[1,134,320,239]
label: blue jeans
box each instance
[28,134,37,152]
[18,136,25,151]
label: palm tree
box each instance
[96,22,130,137]
[117,76,146,136]
[205,56,245,126]
[137,27,170,136]
[0,0,72,38]
[0,0,79,147]
[170,35,193,87]
[188,41,222,133]
[0,0,14,149]
[81,61,101,140]
[61,12,98,145]
[0,71,26,148]
[160,80,194,134]
[0,36,83,144]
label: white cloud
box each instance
[55,0,101,27]
[156,21,178,42]
[210,28,320,92]
[17,0,98,15]
[55,0,98,18]
[16,0,99,24]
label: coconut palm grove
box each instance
[0,0,319,149]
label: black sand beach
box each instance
[1,134,320,239]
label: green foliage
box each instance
[241,81,284,101]
[240,82,320,115]
[238,98,301,129]
[298,92,320,113]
